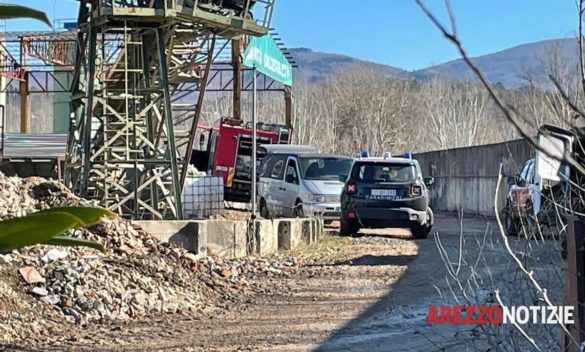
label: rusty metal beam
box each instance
[231,38,241,120]
[19,70,28,133]
[284,85,293,128]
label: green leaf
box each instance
[36,207,115,227]
[0,211,84,253]
[0,4,51,26]
[0,207,112,254]
[43,236,105,253]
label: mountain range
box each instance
[290,38,579,88]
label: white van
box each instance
[257,145,353,220]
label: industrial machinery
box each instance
[64,0,276,219]
[192,117,291,202]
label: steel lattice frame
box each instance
[65,0,274,220]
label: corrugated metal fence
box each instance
[414,139,533,216]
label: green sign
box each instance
[242,35,293,86]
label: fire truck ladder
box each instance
[65,0,274,220]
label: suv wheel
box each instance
[411,208,433,239]
[259,198,270,219]
[340,219,359,237]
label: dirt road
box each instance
[13,213,512,351]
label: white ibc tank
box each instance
[182,175,224,219]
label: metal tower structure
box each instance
[64,0,275,220]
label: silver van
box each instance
[257,145,353,220]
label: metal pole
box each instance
[564,218,585,351]
[19,71,29,133]
[251,67,257,219]
[232,38,242,121]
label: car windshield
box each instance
[352,162,416,183]
[299,157,353,181]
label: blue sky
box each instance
[5,0,578,70]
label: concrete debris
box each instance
[31,287,49,297]
[19,266,45,284]
[0,172,300,346]
[0,254,11,264]
[41,249,69,263]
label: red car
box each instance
[504,158,540,236]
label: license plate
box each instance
[371,189,396,197]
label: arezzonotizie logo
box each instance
[426,305,575,325]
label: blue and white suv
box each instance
[340,152,435,238]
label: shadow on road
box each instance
[333,254,417,267]
[351,232,417,241]
[312,214,492,352]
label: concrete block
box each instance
[133,220,206,255]
[274,219,292,251]
[255,219,277,256]
[311,219,324,243]
[134,217,325,259]
[302,220,313,244]
[289,220,307,248]
[205,220,247,258]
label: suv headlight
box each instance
[307,194,326,203]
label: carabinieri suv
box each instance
[340,152,435,239]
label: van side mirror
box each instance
[507,175,516,186]
[424,177,435,187]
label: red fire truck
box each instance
[192,118,292,202]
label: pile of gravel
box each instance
[0,173,298,345]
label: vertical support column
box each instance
[0,71,5,137]
[232,38,242,120]
[19,70,29,133]
[156,28,183,219]
[284,85,293,128]
[251,67,257,219]
[180,38,215,188]
[82,28,98,197]
[563,219,585,351]
[142,33,158,220]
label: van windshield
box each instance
[352,162,416,183]
[299,157,353,181]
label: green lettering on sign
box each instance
[242,35,293,86]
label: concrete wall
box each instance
[414,139,533,216]
[134,218,324,259]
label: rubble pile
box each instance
[0,173,210,343]
[0,175,88,219]
[0,173,301,345]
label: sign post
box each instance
[242,35,293,219]
[252,68,257,218]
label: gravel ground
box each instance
[2,211,564,351]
